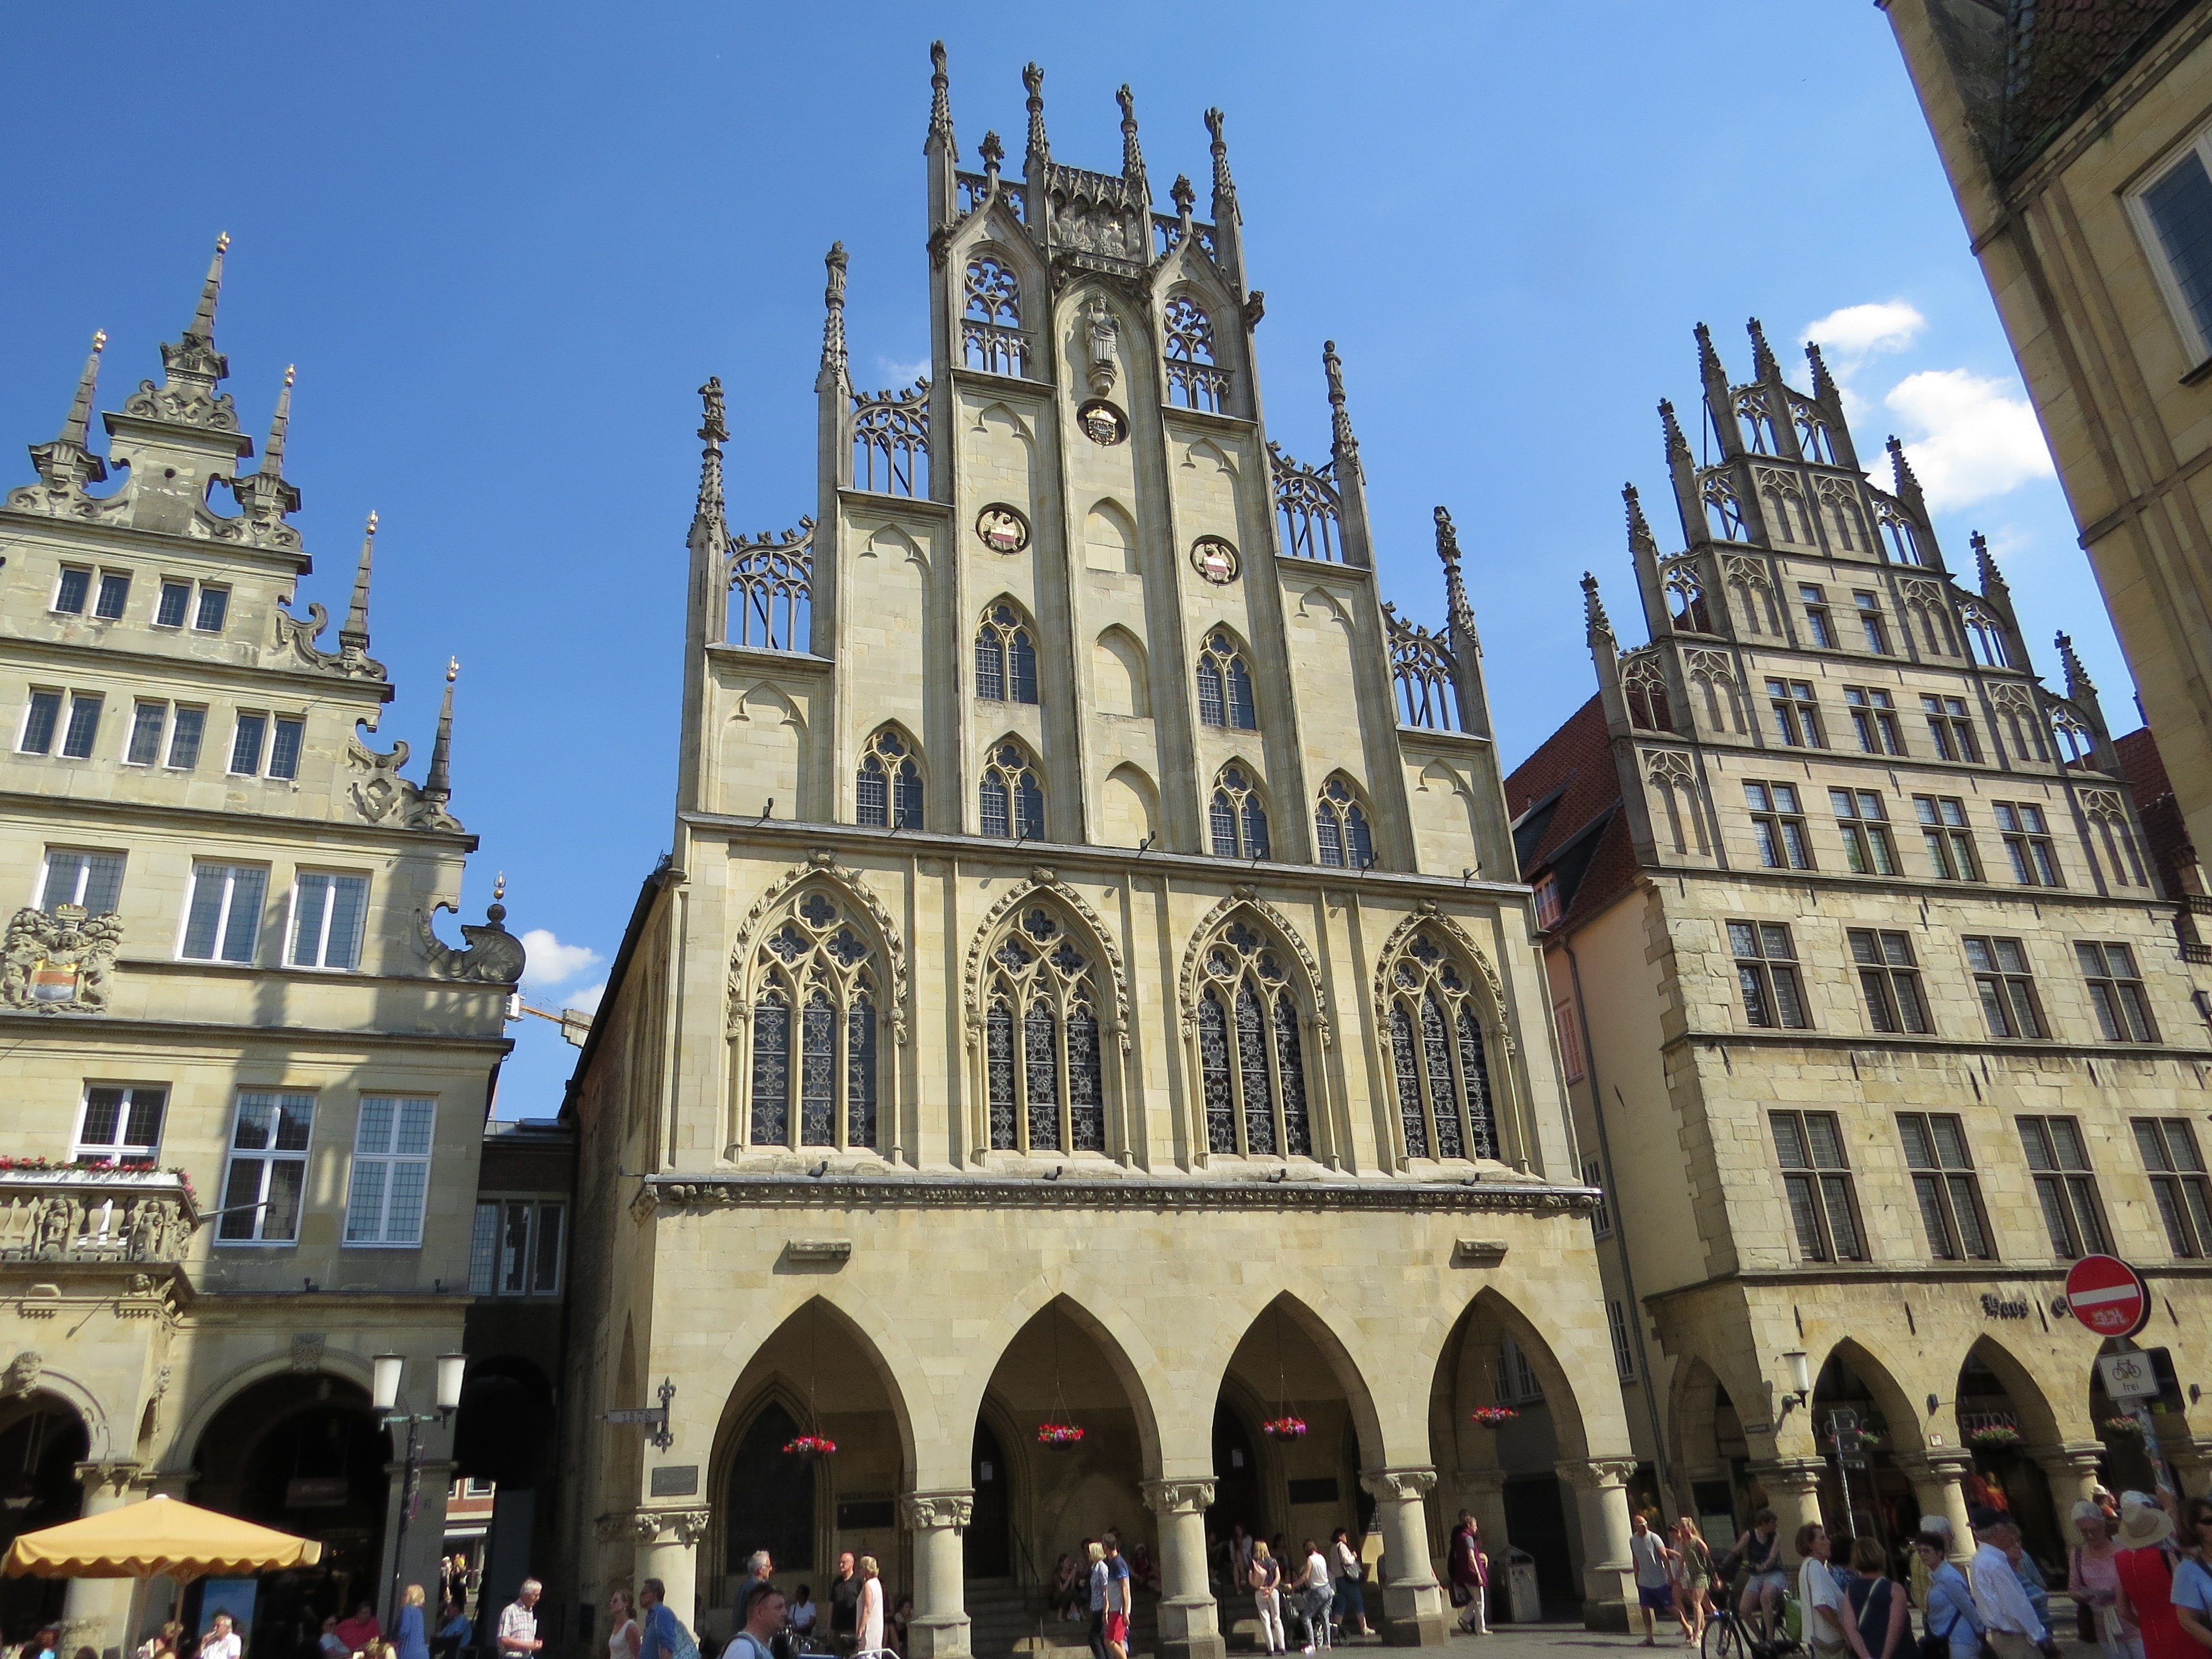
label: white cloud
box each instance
[564,982,607,1016]
[1801,300,1926,362]
[874,354,929,387]
[1881,368,2055,511]
[520,928,602,989]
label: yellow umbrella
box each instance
[3,1495,322,1583]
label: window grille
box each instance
[982,906,1106,1154]
[1621,653,1673,732]
[1848,928,1931,1034]
[1897,1112,1992,1260]
[961,256,1027,377]
[1208,766,1269,860]
[1831,789,1899,877]
[2135,1119,2212,1259]
[217,1092,315,1243]
[1195,919,1313,1159]
[726,519,814,652]
[345,1097,435,1246]
[978,743,1044,840]
[1270,444,1342,562]
[289,872,369,970]
[1744,782,1812,870]
[95,571,131,620]
[1195,633,1256,729]
[1385,607,1460,730]
[2018,1115,2109,1258]
[1922,695,1982,763]
[855,728,924,828]
[1729,921,1807,1029]
[1994,803,2061,886]
[39,848,123,915]
[1163,296,1229,412]
[976,604,1040,704]
[1913,796,1980,881]
[1313,778,1374,869]
[1770,1110,1864,1261]
[850,380,930,497]
[1964,936,2044,1039]
[74,1087,165,1166]
[181,862,267,963]
[743,889,881,1151]
[1766,679,1824,748]
[1844,687,1902,754]
[1382,930,1498,1162]
[1799,584,1836,649]
[2078,941,2156,1043]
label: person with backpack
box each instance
[638,1578,700,1659]
[1915,1531,1984,1659]
[723,1584,786,1659]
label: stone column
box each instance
[1894,1452,1975,1563]
[1749,1459,1825,1564]
[2168,1436,2212,1499]
[1463,1472,1509,1566]
[1359,1467,1445,1648]
[2030,1443,2105,1543]
[62,1462,139,1659]
[1555,1459,1637,1634]
[901,1490,974,1659]
[1143,1479,1224,1659]
[632,1509,714,1632]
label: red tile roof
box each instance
[2115,725,2196,900]
[1504,695,1642,933]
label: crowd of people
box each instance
[1609,1487,2212,1659]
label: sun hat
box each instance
[1918,1515,1954,1537]
[2116,1493,2174,1549]
[2072,1499,2109,1528]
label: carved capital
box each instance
[1747,1457,1825,1496]
[74,1460,138,1497]
[1359,1466,1437,1501]
[1141,1478,1215,1515]
[901,1489,974,1531]
[1893,1450,1976,1485]
[2028,1440,2107,1480]
[615,1507,713,1547]
[1555,1457,1638,1492]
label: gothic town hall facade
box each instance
[558,47,1640,1656]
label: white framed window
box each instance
[470,1198,566,1296]
[228,713,267,776]
[1532,874,1562,928]
[74,1086,167,1166]
[52,567,92,615]
[1552,997,1585,1082]
[19,690,64,754]
[268,717,305,781]
[2130,127,2212,364]
[154,579,192,629]
[39,847,124,915]
[126,701,166,766]
[93,571,131,620]
[216,1092,315,1243]
[60,692,102,760]
[344,1097,435,1246]
[288,872,368,970]
[194,586,229,633]
[166,706,206,771]
[180,862,267,963]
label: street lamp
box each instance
[1777,1349,1813,1420]
[374,1353,467,1631]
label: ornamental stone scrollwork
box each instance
[901,1490,975,1531]
[1142,1479,1216,1515]
[1556,1458,1639,1491]
[2080,788,2128,822]
[730,853,910,1045]
[3,1353,41,1396]
[1,906,121,1013]
[961,869,1131,1053]
[1720,553,1773,592]
[1367,904,1515,1058]
[415,900,528,985]
[1899,577,1945,611]
[1682,649,1734,685]
[347,722,460,832]
[289,1334,326,1374]
[1358,1467,1437,1501]
[618,1509,713,1547]
[1176,890,1329,1045]
[273,603,388,681]
[1642,749,1696,790]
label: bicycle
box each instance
[1700,1597,1801,1659]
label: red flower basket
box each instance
[782,1434,837,1457]
[1468,1407,1519,1428]
[1261,1416,1308,1441]
[1037,1422,1086,1448]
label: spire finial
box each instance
[191,232,229,342]
[23,331,111,498]
[2056,630,2096,697]
[1624,482,1658,556]
[818,243,849,392]
[980,130,1004,184]
[493,871,507,902]
[1694,320,1723,379]
[1971,529,2006,592]
[1435,505,1477,656]
[1806,340,1837,402]
[696,377,727,527]
[223,364,304,537]
[1170,174,1194,220]
[1204,107,1235,206]
[1117,84,1145,192]
[424,658,458,803]
[1582,571,1614,640]
[1022,62,1049,169]
[338,510,378,657]
[1659,398,1689,461]
[927,40,954,156]
[1747,317,1778,381]
[1323,340,1360,476]
[143,234,236,427]
[1885,434,1926,512]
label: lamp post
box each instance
[374,1353,467,1631]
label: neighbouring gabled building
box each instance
[554,41,1645,1657]
[0,239,524,1655]
[1507,318,2212,1583]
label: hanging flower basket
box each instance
[782,1434,837,1458]
[1969,1426,2023,1451]
[2101,1416,2146,1438]
[1262,1416,1308,1441]
[1037,1422,1086,1448]
[1468,1407,1519,1428]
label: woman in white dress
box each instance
[606,1591,640,1659]
[858,1556,885,1657]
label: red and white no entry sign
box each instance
[2064,1254,2151,1338]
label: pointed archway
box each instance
[1957,1339,2063,1573]
[1807,1340,1924,1551]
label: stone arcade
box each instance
[555,45,1639,1655]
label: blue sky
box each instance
[0,3,2124,1116]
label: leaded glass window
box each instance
[1196,633,1256,729]
[1385,930,1503,1162]
[979,742,1045,840]
[856,727,924,828]
[743,890,881,1151]
[1314,776,1375,869]
[1192,913,1314,1159]
[1209,766,1269,859]
[976,604,1039,705]
[978,904,1108,1155]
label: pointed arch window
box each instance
[1194,919,1312,1159]
[1314,777,1374,869]
[979,742,1045,840]
[982,906,1107,1154]
[1384,931,1499,1163]
[1208,766,1270,860]
[1621,655,1674,733]
[744,890,882,1152]
[855,727,924,828]
[975,604,1039,704]
[1196,633,1256,729]
[1734,389,1778,454]
[962,255,1027,377]
[1164,295,1228,413]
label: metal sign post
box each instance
[2097,1349,2175,1499]
[605,1378,677,1451]
[1827,1408,1862,1535]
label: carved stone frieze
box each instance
[289,1334,326,1374]
[1556,1458,1639,1491]
[415,902,528,985]
[347,722,460,832]
[1,906,121,1013]
[901,1490,975,1530]
[1359,1467,1437,1501]
[1141,1479,1215,1515]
